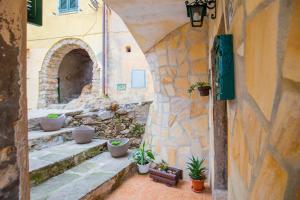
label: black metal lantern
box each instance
[185,0,216,27]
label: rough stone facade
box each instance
[208,0,300,199]
[38,38,100,108]
[144,23,210,179]
[0,1,29,199]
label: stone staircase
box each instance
[29,112,136,200]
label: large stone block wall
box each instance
[144,23,210,178]
[208,0,300,199]
[0,1,29,199]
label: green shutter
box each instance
[27,0,42,26]
[214,34,235,100]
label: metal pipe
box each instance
[102,1,108,95]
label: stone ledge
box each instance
[28,128,75,151]
[31,152,136,200]
[29,139,107,186]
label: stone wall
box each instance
[0,1,29,199]
[144,23,210,178]
[208,0,300,199]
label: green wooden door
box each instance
[214,35,235,100]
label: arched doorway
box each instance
[58,49,93,103]
[38,38,100,108]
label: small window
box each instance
[126,46,131,53]
[131,70,146,88]
[59,0,78,13]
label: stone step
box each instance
[29,139,107,186]
[28,128,75,151]
[31,152,136,200]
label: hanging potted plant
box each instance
[188,81,211,96]
[186,156,207,193]
[131,142,155,174]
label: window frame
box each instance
[58,0,79,14]
[131,69,147,89]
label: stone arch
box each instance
[38,38,100,108]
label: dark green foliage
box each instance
[186,156,207,180]
[157,160,169,171]
[131,123,145,136]
[132,142,154,165]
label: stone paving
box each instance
[31,152,135,200]
[29,139,107,185]
[106,174,212,200]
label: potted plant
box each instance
[72,125,95,144]
[188,81,211,96]
[40,113,66,131]
[187,156,207,193]
[132,142,155,174]
[149,160,183,186]
[107,138,130,157]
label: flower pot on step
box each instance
[137,163,151,174]
[108,138,129,157]
[149,166,183,186]
[40,114,66,131]
[191,179,205,193]
[197,86,211,96]
[72,125,94,144]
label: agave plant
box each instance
[132,142,155,165]
[186,156,207,180]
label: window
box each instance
[131,70,146,88]
[59,0,79,13]
[126,46,131,53]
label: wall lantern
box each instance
[185,0,216,27]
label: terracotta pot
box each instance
[107,138,129,157]
[72,125,95,144]
[191,179,205,193]
[40,114,66,131]
[197,86,211,96]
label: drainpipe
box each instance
[102,1,108,96]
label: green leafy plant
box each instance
[111,140,122,146]
[186,156,207,180]
[47,114,59,119]
[132,142,155,165]
[188,82,211,94]
[157,160,169,171]
[131,123,145,136]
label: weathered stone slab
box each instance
[28,128,74,151]
[29,139,107,186]
[31,152,135,200]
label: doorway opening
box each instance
[58,49,93,103]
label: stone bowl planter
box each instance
[107,138,129,158]
[72,125,95,144]
[149,166,183,186]
[40,114,66,131]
